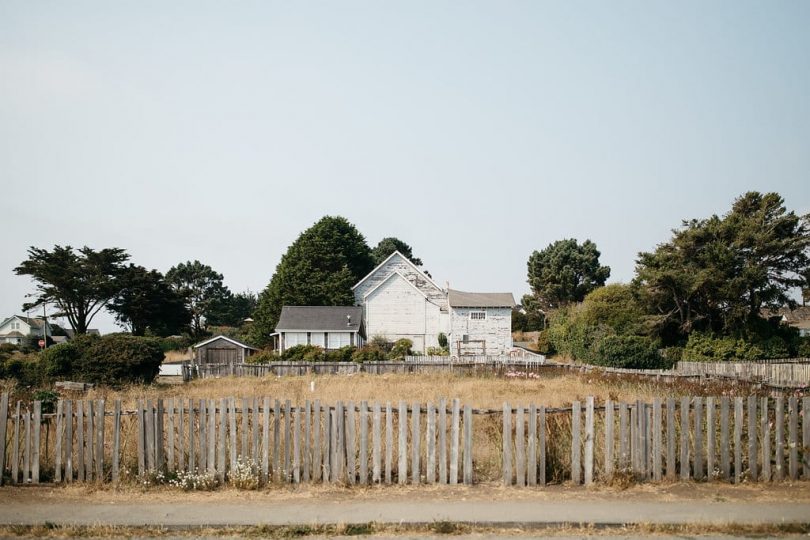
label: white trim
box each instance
[363,270,431,302]
[275,329,358,334]
[193,335,258,351]
[351,251,443,293]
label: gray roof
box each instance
[193,335,258,350]
[276,306,364,332]
[448,289,516,308]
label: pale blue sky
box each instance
[1,1,808,332]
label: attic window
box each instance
[469,311,486,321]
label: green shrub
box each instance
[3,353,43,388]
[683,332,793,362]
[39,342,82,379]
[369,335,393,353]
[352,346,387,363]
[78,335,163,386]
[592,335,669,369]
[437,333,448,348]
[535,329,555,355]
[302,346,325,362]
[388,339,413,359]
[325,346,355,362]
[246,350,280,364]
[158,335,194,352]
[281,344,318,361]
[799,336,810,357]
[425,346,449,356]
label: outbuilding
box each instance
[193,335,258,365]
[275,306,365,353]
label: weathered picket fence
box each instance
[189,355,546,380]
[2,393,809,487]
[676,361,810,387]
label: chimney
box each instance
[347,314,352,326]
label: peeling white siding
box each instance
[449,307,512,356]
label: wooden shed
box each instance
[193,335,258,365]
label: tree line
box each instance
[522,192,810,366]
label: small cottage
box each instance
[193,335,258,365]
[447,290,516,356]
[275,306,364,353]
[0,315,50,345]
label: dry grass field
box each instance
[78,370,751,410]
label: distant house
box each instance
[275,306,364,353]
[352,251,515,355]
[193,335,258,365]
[0,315,51,345]
[769,306,810,337]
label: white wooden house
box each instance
[352,251,515,355]
[275,306,365,353]
[0,315,51,345]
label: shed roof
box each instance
[448,289,516,308]
[193,335,258,351]
[275,306,363,332]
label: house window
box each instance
[328,332,351,349]
[469,311,486,321]
[285,332,308,348]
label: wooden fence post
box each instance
[538,405,546,486]
[13,401,22,484]
[571,400,581,484]
[666,398,675,480]
[410,402,420,484]
[720,397,730,481]
[652,398,662,482]
[528,403,537,486]
[385,402,393,484]
[803,397,810,480]
[438,399,447,485]
[64,400,72,483]
[747,396,757,482]
[515,405,526,487]
[262,397,271,483]
[95,399,105,482]
[788,397,798,481]
[734,397,743,484]
[372,401,381,484]
[31,400,41,484]
[284,400,292,481]
[167,398,175,473]
[463,405,473,485]
[398,401,407,485]
[217,398,226,483]
[775,396,784,481]
[761,397,770,482]
[706,397,715,481]
[680,397,690,481]
[693,397,703,481]
[584,397,594,486]
[502,402,512,486]
[449,399,460,485]
[112,400,121,483]
[273,399,280,483]
[426,402,435,484]
[0,393,7,486]
[55,400,63,483]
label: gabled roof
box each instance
[275,306,364,332]
[351,251,443,293]
[363,271,430,302]
[448,289,516,308]
[193,335,259,350]
[0,315,46,329]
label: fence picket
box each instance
[373,402,381,484]
[584,397,594,486]
[775,396,784,481]
[438,399,447,485]
[804,397,810,480]
[450,399,460,485]
[706,397,715,481]
[463,405,473,485]
[571,400,581,484]
[652,398,661,481]
[273,399,280,482]
[345,401,355,485]
[167,398,175,472]
[426,402,436,484]
[155,399,164,472]
[32,401,41,484]
[538,405,546,486]
[720,397,730,481]
[23,408,30,484]
[528,404,537,486]
[284,400,292,482]
[55,400,63,483]
[95,399,105,482]
[679,398,689,480]
[693,398,703,481]
[758,398,770,482]
[293,402,301,483]
[217,398,226,482]
[77,400,85,480]
[747,396,757,482]
[516,405,526,487]
[733,397,743,484]
[385,402,393,484]
[112,400,121,483]
[502,402,512,486]
[666,398,675,480]
[12,401,21,484]
[604,400,614,480]
[789,397,798,481]
[411,402,420,484]
[0,393,7,486]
